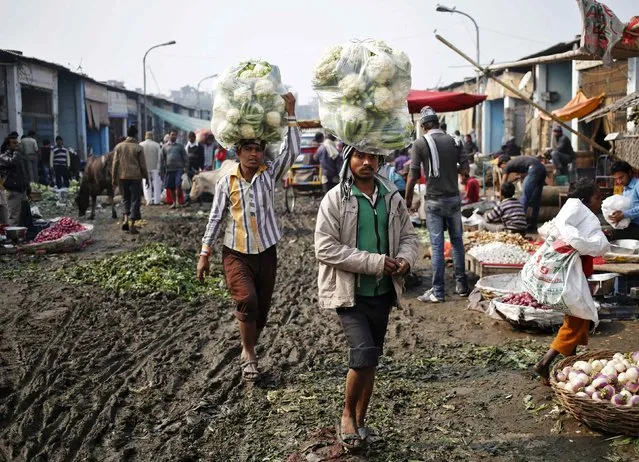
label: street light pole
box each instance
[142,40,176,135]
[196,74,218,119]
[436,5,481,149]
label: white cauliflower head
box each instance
[338,74,366,99]
[226,107,241,123]
[340,105,367,124]
[239,70,255,80]
[265,111,282,127]
[240,124,256,139]
[392,49,411,74]
[253,62,271,78]
[254,79,276,98]
[373,87,394,113]
[366,54,396,84]
[313,45,343,87]
[233,86,253,104]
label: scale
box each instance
[591,273,639,320]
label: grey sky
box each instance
[4,0,636,105]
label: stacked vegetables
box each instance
[33,217,85,243]
[468,242,531,265]
[464,231,539,252]
[211,60,287,149]
[555,353,639,407]
[313,40,413,156]
[501,292,551,310]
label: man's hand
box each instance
[393,258,410,277]
[196,255,210,282]
[610,210,625,224]
[383,257,398,276]
[281,92,296,116]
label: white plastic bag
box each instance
[313,40,413,156]
[521,199,610,323]
[602,194,631,229]
[181,173,191,191]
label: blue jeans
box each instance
[520,164,546,229]
[425,196,467,299]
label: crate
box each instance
[465,254,523,278]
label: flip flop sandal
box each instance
[241,360,260,382]
[335,420,362,450]
[358,426,383,445]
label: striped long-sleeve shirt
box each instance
[485,197,527,231]
[201,120,301,255]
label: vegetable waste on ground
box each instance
[313,39,413,156]
[555,353,639,407]
[61,243,227,301]
[211,60,287,149]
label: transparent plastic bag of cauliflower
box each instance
[312,40,413,156]
[601,194,632,229]
[211,60,287,149]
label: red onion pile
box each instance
[33,217,86,243]
[501,292,551,310]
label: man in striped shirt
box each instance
[197,93,299,381]
[50,136,71,188]
[484,181,527,233]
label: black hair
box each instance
[314,132,325,143]
[188,131,196,138]
[127,125,138,138]
[498,154,511,166]
[454,130,461,136]
[43,139,50,145]
[611,161,633,176]
[441,123,447,131]
[55,136,63,142]
[7,133,18,140]
[501,181,516,199]
[567,178,599,204]
[326,133,337,142]
[28,130,36,136]
[422,120,440,130]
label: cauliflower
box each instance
[218,75,236,92]
[215,120,240,148]
[366,54,395,84]
[226,107,241,123]
[240,124,256,139]
[252,62,271,78]
[233,86,253,104]
[371,40,393,55]
[338,74,366,99]
[265,111,281,127]
[390,79,411,105]
[340,105,367,124]
[373,87,394,113]
[239,70,255,79]
[392,49,411,74]
[254,79,275,98]
[313,45,343,86]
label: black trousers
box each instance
[53,165,69,188]
[120,179,143,221]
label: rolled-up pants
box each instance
[143,169,163,205]
[120,179,142,221]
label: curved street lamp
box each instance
[436,4,481,147]
[142,40,176,134]
[196,74,218,118]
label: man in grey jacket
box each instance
[405,106,469,303]
[160,130,187,208]
[315,145,419,449]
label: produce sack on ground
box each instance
[521,199,610,323]
[602,194,631,229]
[211,60,287,149]
[312,40,413,156]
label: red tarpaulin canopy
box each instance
[407,89,487,114]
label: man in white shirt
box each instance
[140,131,162,205]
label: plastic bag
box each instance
[181,173,191,191]
[211,60,287,149]
[312,40,413,156]
[602,194,631,229]
[521,199,609,323]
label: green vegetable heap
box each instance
[313,40,413,156]
[61,243,227,301]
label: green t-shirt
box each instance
[352,181,393,296]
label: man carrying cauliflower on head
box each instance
[197,92,299,382]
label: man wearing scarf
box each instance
[313,133,342,193]
[405,106,470,303]
[314,146,419,449]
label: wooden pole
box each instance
[435,34,612,156]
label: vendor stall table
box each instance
[465,254,524,278]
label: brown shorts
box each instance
[222,245,277,329]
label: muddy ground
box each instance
[1,191,639,462]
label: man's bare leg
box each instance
[355,368,376,428]
[239,320,259,379]
[342,367,374,434]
